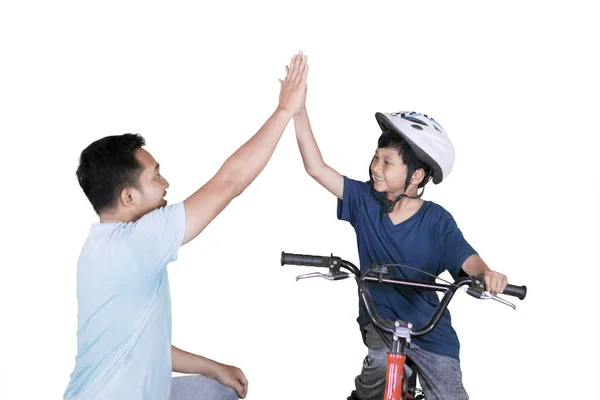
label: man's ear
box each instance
[411,168,425,186]
[119,187,137,208]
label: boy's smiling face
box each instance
[371,146,422,201]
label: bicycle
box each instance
[280,251,527,400]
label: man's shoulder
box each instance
[131,202,185,229]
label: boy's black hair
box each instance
[377,129,433,191]
[76,134,146,214]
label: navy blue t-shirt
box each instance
[337,176,476,360]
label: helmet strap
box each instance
[369,173,425,214]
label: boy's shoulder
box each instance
[345,176,371,192]
[424,200,452,218]
[420,201,457,228]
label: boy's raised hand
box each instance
[278,52,308,116]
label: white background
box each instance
[1,1,598,399]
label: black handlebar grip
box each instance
[281,252,330,268]
[502,284,527,300]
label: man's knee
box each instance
[219,385,238,400]
[170,375,239,400]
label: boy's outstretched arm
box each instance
[182,52,309,245]
[461,254,508,295]
[293,95,344,199]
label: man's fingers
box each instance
[287,54,298,82]
[289,52,302,82]
[288,54,297,75]
[233,368,248,398]
[293,55,307,85]
[231,380,244,398]
[240,378,248,398]
[237,375,248,398]
[239,371,248,386]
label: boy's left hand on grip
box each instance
[483,270,508,295]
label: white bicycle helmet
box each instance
[375,111,455,184]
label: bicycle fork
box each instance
[384,322,413,400]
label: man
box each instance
[64,52,308,399]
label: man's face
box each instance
[131,148,169,216]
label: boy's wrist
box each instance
[294,107,308,118]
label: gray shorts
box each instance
[170,375,238,400]
[350,323,469,400]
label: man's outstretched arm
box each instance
[182,52,309,245]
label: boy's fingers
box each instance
[299,63,309,85]
[491,273,506,294]
[498,275,507,294]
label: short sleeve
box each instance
[337,176,363,226]
[439,214,477,280]
[123,202,186,277]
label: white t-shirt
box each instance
[64,203,186,399]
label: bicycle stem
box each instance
[341,260,474,339]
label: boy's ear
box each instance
[411,168,425,186]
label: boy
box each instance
[294,99,508,399]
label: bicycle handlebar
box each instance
[281,251,527,338]
[501,284,527,300]
[280,252,340,269]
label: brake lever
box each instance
[296,272,331,281]
[480,292,516,310]
[462,287,516,310]
[295,272,352,281]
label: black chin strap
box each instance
[369,178,425,214]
